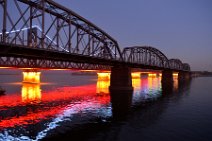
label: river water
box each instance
[0,71,212,141]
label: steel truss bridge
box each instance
[0,0,190,72]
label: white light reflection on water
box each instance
[0,99,112,141]
[132,76,162,104]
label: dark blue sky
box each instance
[55,0,212,71]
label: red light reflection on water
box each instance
[0,82,110,129]
[0,72,165,129]
[0,105,65,128]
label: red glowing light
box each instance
[0,83,110,128]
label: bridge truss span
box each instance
[169,59,190,71]
[122,46,170,69]
[0,0,123,61]
[0,0,191,72]
[182,63,190,71]
[169,59,183,70]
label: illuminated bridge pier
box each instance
[22,70,41,83]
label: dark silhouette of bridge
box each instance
[0,0,191,90]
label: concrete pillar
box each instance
[178,71,185,81]
[178,71,191,81]
[185,72,192,80]
[109,66,133,91]
[161,70,173,94]
[162,70,173,84]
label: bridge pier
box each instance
[178,71,191,81]
[161,70,173,93]
[109,66,133,91]
[162,70,173,84]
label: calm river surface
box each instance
[0,71,212,141]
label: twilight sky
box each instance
[54,0,212,71]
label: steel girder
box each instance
[0,56,111,70]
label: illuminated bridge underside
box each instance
[0,0,190,71]
[0,56,110,70]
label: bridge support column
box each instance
[162,70,173,84]
[109,66,133,91]
[178,71,185,81]
[161,70,173,93]
[178,71,191,81]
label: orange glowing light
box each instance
[81,70,98,72]
[96,73,110,94]
[132,78,141,89]
[148,75,161,90]
[22,83,41,103]
[97,72,110,81]
[148,73,157,77]
[19,68,39,70]
[0,67,13,69]
[96,80,110,95]
[23,71,41,83]
[173,74,179,91]
[49,68,70,71]
[131,72,141,79]
[173,73,178,77]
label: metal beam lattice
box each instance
[0,0,123,60]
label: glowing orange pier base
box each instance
[148,73,157,77]
[22,71,41,83]
[173,72,179,77]
[131,72,141,79]
[97,72,110,81]
[97,72,142,90]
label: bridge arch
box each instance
[182,63,191,71]
[169,59,184,70]
[122,46,170,68]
